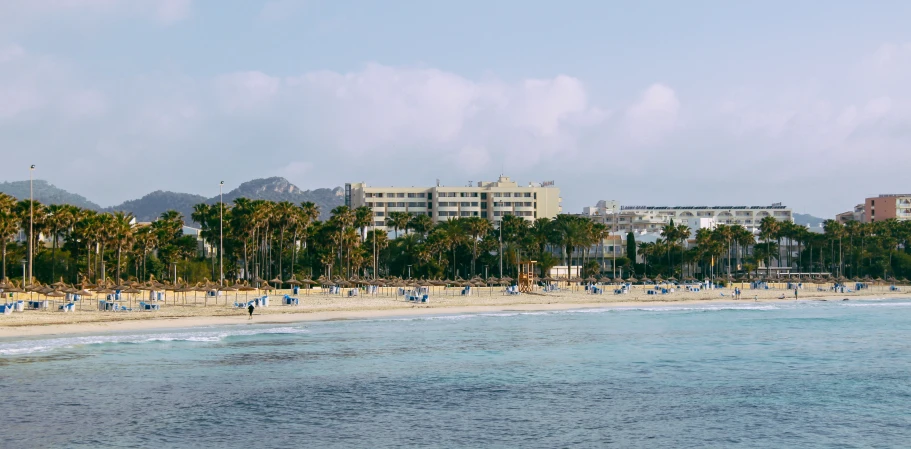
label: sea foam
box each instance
[0,326,309,356]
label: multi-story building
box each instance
[865,194,911,223]
[836,204,865,224]
[582,201,791,234]
[345,176,562,228]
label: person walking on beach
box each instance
[794,288,798,300]
[248,303,255,320]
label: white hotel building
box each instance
[582,201,793,234]
[346,176,562,228]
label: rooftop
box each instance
[621,203,788,210]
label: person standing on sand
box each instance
[794,289,798,300]
[248,304,255,320]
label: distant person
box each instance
[794,289,799,300]
[248,303,255,320]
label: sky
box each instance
[2,0,911,217]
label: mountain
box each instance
[0,180,102,210]
[219,177,343,220]
[105,177,343,224]
[105,191,208,223]
[793,213,825,228]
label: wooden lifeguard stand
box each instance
[518,260,537,293]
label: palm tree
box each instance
[385,212,409,239]
[274,201,298,279]
[464,216,492,276]
[0,193,19,281]
[759,216,780,277]
[364,228,389,278]
[110,212,135,282]
[437,218,467,278]
[408,214,434,237]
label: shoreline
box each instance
[1,292,903,339]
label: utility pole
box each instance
[219,181,224,286]
[498,218,503,278]
[372,224,377,279]
[28,164,34,284]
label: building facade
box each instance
[836,204,865,224]
[583,201,792,234]
[865,194,911,223]
[345,176,562,228]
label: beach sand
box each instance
[0,285,904,338]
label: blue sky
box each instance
[2,0,911,217]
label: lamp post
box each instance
[28,165,34,284]
[496,202,503,278]
[407,265,412,279]
[219,181,224,287]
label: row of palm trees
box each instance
[4,189,911,285]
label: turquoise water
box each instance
[3,299,911,448]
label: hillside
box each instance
[106,191,208,223]
[105,177,343,224]
[793,213,825,228]
[0,180,101,210]
[218,177,342,220]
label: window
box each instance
[366,193,374,198]
[460,211,471,216]
[397,202,405,207]
[481,193,487,200]
[494,211,501,217]
[376,193,384,198]
[523,192,532,197]
[407,193,417,198]
[375,212,385,217]
[471,202,478,207]
[460,202,471,207]
[386,202,396,207]
[374,221,385,226]
[396,193,405,198]
[366,202,373,207]
[481,211,488,218]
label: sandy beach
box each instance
[1,285,905,338]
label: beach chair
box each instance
[0,304,12,315]
[233,302,245,308]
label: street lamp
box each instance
[498,216,503,278]
[28,164,34,284]
[219,181,224,287]
[407,265,412,279]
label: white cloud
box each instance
[0,0,192,29]
[625,83,680,144]
[215,71,281,112]
[2,41,911,217]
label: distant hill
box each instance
[218,177,342,220]
[0,180,101,210]
[793,213,825,228]
[105,177,343,224]
[105,191,208,223]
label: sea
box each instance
[2,299,911,448]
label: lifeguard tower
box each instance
[518,260,537,293]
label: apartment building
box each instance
[865,194,911,223]
[345,176,562,228]
[582,201,792,234]
[836,204,865,224]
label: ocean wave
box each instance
[0,326,309,356]
[844,301,911,308]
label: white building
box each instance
[346,176,562,228]
[583,201,792,234]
